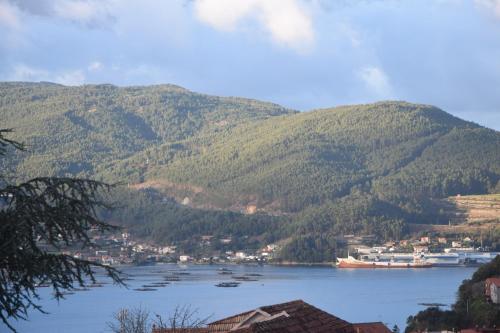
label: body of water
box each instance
[11,264,475,333]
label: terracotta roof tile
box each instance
[352,322,393,333]
[485,277,500,287]
[231,300,355,333]
[152,300,391,333]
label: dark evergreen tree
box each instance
[0,129,123,331]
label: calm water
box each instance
[10,264,475,333]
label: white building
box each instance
[159,246,176,254]
[235,251,247,259]
[179,255,191,262]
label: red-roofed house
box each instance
[352,322,392,333]
[153,300,391,333]
[485,277,500,304]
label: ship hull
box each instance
[337,257,432,268]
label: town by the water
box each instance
[58,230,499,268]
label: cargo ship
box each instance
[336,255,432,268]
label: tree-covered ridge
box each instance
[406,255,500,332]
[0,82,294,180]
[152,101,499,213]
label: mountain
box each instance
[1,82,499,258]
[0,82,293,180]
[148,101,499,212]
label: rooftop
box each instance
[153,300,390,333]
[486,277,500,287]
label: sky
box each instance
[0,0,499,130]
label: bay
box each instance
[11,265,475,333]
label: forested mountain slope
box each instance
[1,82,499,254]
[0,82,293,180]
[149,102,500,214]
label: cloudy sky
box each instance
[1,0,499,129]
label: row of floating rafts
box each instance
[215,272,264,287]
[134,281,171,291]
[47,281,110,296]
[37,281,108,288]
[134,270,189,291]
[215,282,240,288]
[218,268,233,275]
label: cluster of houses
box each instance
[54,226,494,267]
[349,234,488,254]
[55,230,281,266]
[179,244,280,264]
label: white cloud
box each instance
[87,61,103,71]
[358,66,393,98]
[0,1,21,30]
[9,64,85,85]
[474,0,500,19]
[194,0,314,52]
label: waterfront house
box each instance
[420,237,430,244]
[152,300,391,333]
[179,255,192,263]
[438,237,447,244]
[485,277,500,304]
[235,251,247,259]
[413,245,428,253]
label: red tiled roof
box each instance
[213,300,355,333]
[207,310,255,332]
[153,300,389,333]
[485,277,500,287]
[352,322,393,333]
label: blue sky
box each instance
[1,0,499,129]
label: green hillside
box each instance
[149,102,499,212]
[0,82,293,180]
[1,82,499,258]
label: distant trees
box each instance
[0,129,122,332]
[279,234,338,263]
[405,255,500,332]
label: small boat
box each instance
[336,256,432,268]
[134,287,157,291]
[232,276,258,281]
[218,268,233,275]
[418,303,447,307]
[215,282,240,288]
[163,276,181,281]
[150,282,170,286]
